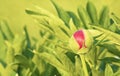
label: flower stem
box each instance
[79,54,89,76]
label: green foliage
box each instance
[51,0,71,29]
[0,0,120,76]
[87,1,98,25]
[105,64,114,76]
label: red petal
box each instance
[73,30,86,49]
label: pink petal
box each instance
[73,30,86,49]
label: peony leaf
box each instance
[12,35,26,54]
[78,6,91,29]
[0,63,5,76]
[51,0,71,28]
[87,1,98,25]
[13,54,30,68]
[75,56,84,76]
[99,57,120,63]
[35,52,70,75]
[25,9,45,16]
[92,26,120,45]
[99,6,110,28]
[114,68,120,76]
[111,13,120,24]
[24,26,31,49]
[0,20,14,42]
[100,43,120,57]
[67,11,81,29]
[5,41,14,64]
[105,64,113,76]
[59,26,70,37]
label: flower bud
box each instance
[69,29,93,54]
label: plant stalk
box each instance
[79,54,89,76]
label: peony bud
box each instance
[69,29,93,54]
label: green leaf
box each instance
[114,68,120,76]
[0,20,14,42]
[5,41,14,64]
[69,19,77,34]
[40,52,62,67]
[32,54,46,74]
[24,26,31,49]
[17,67,31,76]
[75,56,84,76]
[39,30,47,37]
[0,63,5,76]
[36,18,55,33]
[92,26,120,45]
[97,47,107,60]
[41,65,58,76]
[100,44,120,57]
[91,68,104,76]
[26,5,70,41]
[0,44,7,64]
[99,57,120,63]
[99,6,110,28]
[87,1,98,24]
[109,23,117,32]
[23,26,34,59]
[111,13,120,24]
[85,47,97,67]
[25,9,44,16]
[13,54,30,68]
[25,7,52,17]
[35,52,70,76]
[58,53,74,74]
[12,35,26,54]
[67,11,80,29]
[3,64,16,76]
[59,26,70,37]
[77,6,91,29]
[51,0,70,28]
[105,64,113,76]
[88,29,103,38]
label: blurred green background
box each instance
[0,0,120,36]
